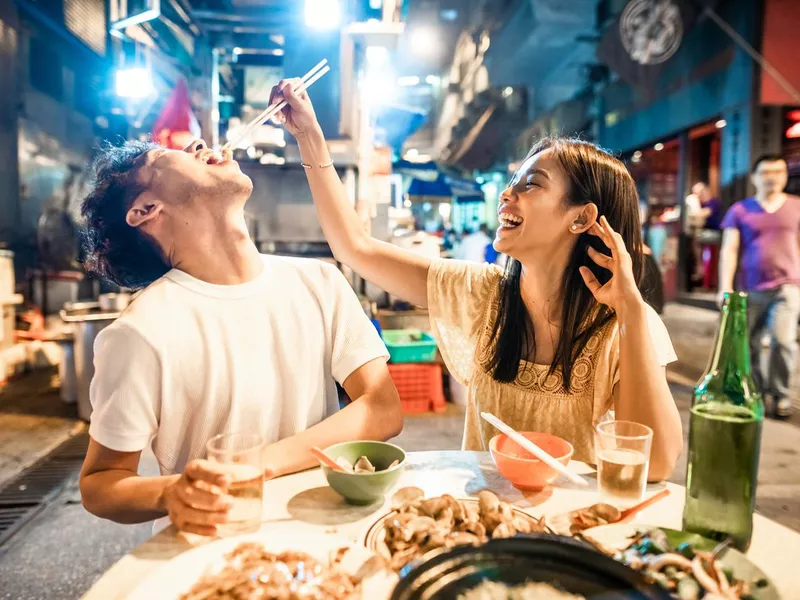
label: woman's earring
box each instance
[571,224,578,231]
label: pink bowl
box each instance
[489,431,574,490]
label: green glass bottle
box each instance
[683,292,763,551]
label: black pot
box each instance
[390,534,672,600]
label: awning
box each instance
[393,159,440,181]
[445,174,484,203]
[407,174,452,197]
[440,94,528,171]
[405,172,484,203]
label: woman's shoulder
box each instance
[602,303,677,366]
[429,258,503,290]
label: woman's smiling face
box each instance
[494,149,580,260]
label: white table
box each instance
[83,451,800,598]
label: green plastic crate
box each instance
[381,329,438,363]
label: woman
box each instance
[272,80,683,480]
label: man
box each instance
[694,182,722,231]
[718,155,800,419]
[481,224,500,265]
[78,139,403,536]
[684,183,713,290]
[455,219,492,263]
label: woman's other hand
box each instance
[580,215,645,320]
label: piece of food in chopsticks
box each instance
[381,488,546,571]
[178,542,361,600]
[458,581,585,600]
[335,455,400,474]
[583,529,765,600]
[569,503,622,533]
[558,490,672,535]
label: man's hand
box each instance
[716,289,731,308]
[268,78,320,137]
[160,459,233,536]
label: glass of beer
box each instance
[595,421,653,508]
[206,432,266,536]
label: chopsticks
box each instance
[310,446,346,472]
[481,412,589,487]
[618,488,670,523]
[221,58,330,152]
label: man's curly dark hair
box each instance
[81,140,171,289]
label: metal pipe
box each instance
[211,48,220,149]
[704,6,800,104]
[191,9,288,23]
[166,0,200,36]
[201,23,285,34]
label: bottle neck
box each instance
[707,293,752,376]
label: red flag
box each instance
[152,79,201,149]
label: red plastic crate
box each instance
[388,363,446,413]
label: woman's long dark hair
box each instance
[487,137,644,389]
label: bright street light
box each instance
[305,0,340,30]
[716,119,727,129]
[398,76,420,87]
[363,71,397,106]
[115,68,154,98]
[366,46,389,67]
[409,27,440,58]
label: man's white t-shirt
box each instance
[88,255,389,477]
[455,231,492,264]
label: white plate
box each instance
[582,523,779,600]
[127,531,397,600]
[363,498,545,565]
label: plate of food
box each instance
[127,531,398,600]
[363,487,548,572]
[582,524,779,599]
[389,535,671,600]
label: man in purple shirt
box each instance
[718,155,800,418]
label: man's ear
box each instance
[126,192,162,228]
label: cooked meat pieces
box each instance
[179,543,361,600]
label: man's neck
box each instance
[170,213,263,285]
[756,191,786,207]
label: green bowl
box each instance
[320,441,407,505]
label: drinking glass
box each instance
[206,432,266,536]
[595,421,653,508]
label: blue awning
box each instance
[445,175,484,203]
[406,174,452,197]
[393,159,440,182]
[405,172,484,203]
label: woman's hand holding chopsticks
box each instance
[268,78,321,137]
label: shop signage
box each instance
[620,0,683,66]
[598,0,712,91]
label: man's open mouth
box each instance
[201,152,224,165]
